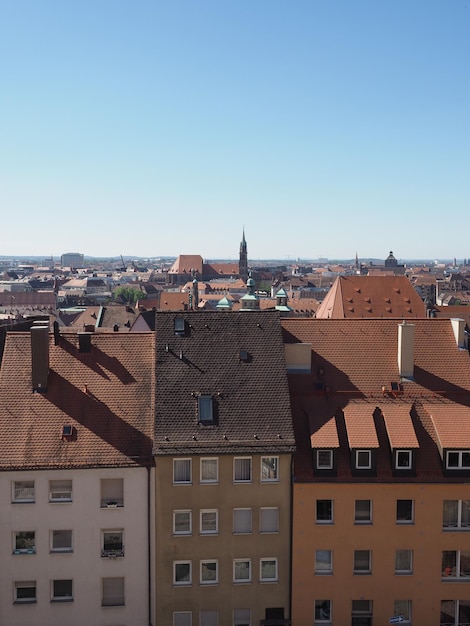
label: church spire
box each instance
[239,227,248,283]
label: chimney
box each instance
[398,322,415,380]
[451,318,466,349]
[31,323,49,392]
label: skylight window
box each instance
[198,395,215,425]
[174,316,186,335]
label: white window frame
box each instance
[50,529,73,553]
[442,550,470,579]
[443,499,470,529]
[233,559,252,583]
[396,499,414,524]
[173,612,192,626]
[395,549,413,574]
[354,499,372,524]
[234,608,251,626]
[200,610,218,626]
[314,599,332,624]
[260,456,279,482]
[259,558,278,582]
[49,479,72,502]
[200,458,218,484]
[395,450,412,470]
[12,480,35,503]
[101,529,124,557]
[173,458,192,484]
[14,581,36,603]
[446,450,470,469]
[200,509,218,535]
[316,499,333,524]
[13,531,36,554]
[353,550,371,574]
[259,507,279,533]
[440,600,470,626]
[101,577,125,606]
[393,600,411,621]
[233,508,252,534]
[173,510,192,535]
[315,549,333,575]
[356,449,372,470]
[174,561,192,586]
[200,560,218,585]
[234,457,252,483]
[100,477,124,508]
[51,579,73,602]
[317,450,333,469]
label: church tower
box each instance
[239,228,248,283]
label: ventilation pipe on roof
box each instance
[451,318,467,349]
[398,322,415,380]
[31,323,49,392]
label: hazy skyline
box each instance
[1,1,469,259]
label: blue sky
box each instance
[1,1,469,260]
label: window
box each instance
[314,600,332,624]
[102,577,124,606]
[395,549,412,574]
[396,499,414,523]
[440,600,470,626]
[442,551,470,579]
[394,600,411,622]
[260,508,279,533]
[446,451,470,469]
[100,478,123,507]
[200,611,218,626]
[51,579,73,602]
[198,396,215,425]
[261,457,279,482]
[174,561,192,585]
[200,560,218,585]
[351,600,372,626]
[174,459,192,484]
[14,581,36,603]
[233,559,251,583]
[200,510,218,534]
[260,558,278,582]
[14,531,35,554]
[316,450,333,469]
[355,450,371,469]
[174,510,192,535]
[234,458,252,482]
[51,530,73,552]
[316,499,333,524]
[200,458,218,483]
[49,479,72,502]
[174,316,186,335]
[233,508,252,534]
[174,613,192,626]
[444,500,470,529]
[234,608,251,626]
[315,550,333,575]
[354,500,372,524]
[353,550,371,574]
[12,480,35,503]
[395,450,412,469]
[101,530,124,557]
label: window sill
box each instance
[51,598,73,603]
[14,600,36,604]
[50,549,73,553]
[315,571,333,576]
[102,603,125,607]
[353,571,371,575]
[395,572,413,576]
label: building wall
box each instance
[154,453,292,626]
[0,466,151,626]
[292,482,470,626]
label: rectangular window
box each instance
[442,551,470,579]
[234,608,251,626]
[395,450,412,469]
[316,499,333,524]
[260,558,278,582]
[394,600,411,621]
[351,600,372,626]
[51,530,73,552]
[440,600,470,626]
[200,611,218,626]
[396,499,414,524]
[174,510,192,535]
[353,550,371,574]
[446,451,470,469]
[12,480,35,503]
[51,579,73,602]
[100,478,124,507]
[14,531,35,554]
[102,577,124,606]
[314,599,332,624]
[317,450,333,469]
[200,458,218,483]
[174,612,192,626]
[49,479,72,502]
[14,581,36,603]
[234,458,252,483]
[315,550,333,575]
[200,560,218,585]
[356,450,371,469]
[260,508,279,533]
[233,559,251,583]
[198,395,214,424]
[174,561,192,585]
[233,508,252,534]
[200,510,218,535]
[443,500,470,529]
[261,457,279,482]
[101,530,124,557]
[174,459,192,484]
[395,549,412,574]
[354,500,372,524]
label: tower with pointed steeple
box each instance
[239,228,248,283]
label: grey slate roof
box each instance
[154,311,295,455]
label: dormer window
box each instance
[317,450,333,470]
[446,451,470,470]
[355,450,372,470]
[198,395,215,425]
[395,450,412,470]
[174,316,186,336]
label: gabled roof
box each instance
[0,332,154,470]
[168,255,203,275]
[154,311,295,455]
